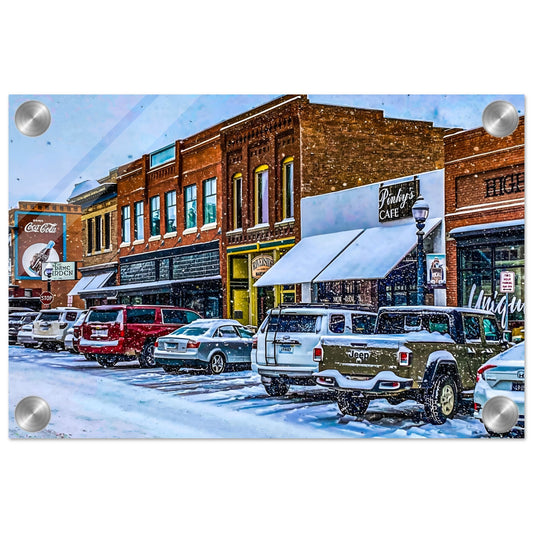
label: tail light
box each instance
[59,322,68,329]
[187,340,201,349]
[252,337,257,349]
[476,364,497,382]
[313,346,323,362]
[397,347,412,366]
[154,340,159,348]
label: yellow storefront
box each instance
[227,238,295,327]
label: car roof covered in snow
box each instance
[378,305,495,316]
[187,319,244,327]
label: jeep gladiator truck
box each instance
[313,306,508,424]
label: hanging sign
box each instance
[426,254,446,288]
[378,177,419,222]
[252,254,274,279]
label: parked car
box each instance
[474,342,525,436]
[155,319,255,374]
[9,311,39,344]
[32,308,84,351]
[252,304,377,396]
[17,323,40,348]
[313,306,508,424]
[64,311,89,355]
[79,305,202,368]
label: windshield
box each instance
[267,313,321,334]
[171,326,210,337]
[87,309,123,323]
[377,312,450,335]
[38,312,61,322]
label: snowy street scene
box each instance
[9,345,497,439]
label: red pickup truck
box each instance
[79,305,202,368]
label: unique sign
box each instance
[40,291,54,305]
[15,212,65,279]
[378,178,419,222]
[41,261,77,281]
[251,254,274,279]
[426,254,446,288]
[500,271,515,293]
[467,284,524,329]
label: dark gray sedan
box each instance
[154,319,255,374]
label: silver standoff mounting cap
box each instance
[15,396,52,432]
[482,100,519,138]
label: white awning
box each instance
[254,228,363,287]
[90,275,222,294]
[315,218,442,282]
[69,271,114,296]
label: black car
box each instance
[9,312,39,344]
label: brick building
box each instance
[444,115,525,335]
[222,95,449,325]
[9,201,83,309]
[67,169,119,307]
[110,123,224,318]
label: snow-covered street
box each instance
[9,345,497,438]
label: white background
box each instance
[2,2,531,532]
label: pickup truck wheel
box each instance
[139,342,157,368]
[264,378,290,396]
[208,353,226,375]
[424,374,458,425]
[337,392,369,417]
[97,356,118,368]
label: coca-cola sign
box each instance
[15,212,65,279]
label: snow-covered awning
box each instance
[253,229,363,287]
[255,218,442,286]
[315,218,441,281]
[69,271,114,296]
[448,219,524,237]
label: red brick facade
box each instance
[444,116,525,308]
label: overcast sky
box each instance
[8,94,525,208]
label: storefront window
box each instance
[458,241,524,325]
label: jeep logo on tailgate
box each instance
[346,349,371,363]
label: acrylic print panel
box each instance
[8,94,525,439]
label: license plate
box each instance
[92,327,108,337]
[279,344,293,354]
[512,382,524,391]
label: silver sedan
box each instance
[154,319,255,374]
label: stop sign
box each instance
[40,291,54,305]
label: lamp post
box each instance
[44,265,53,294]
[412,196,429,306]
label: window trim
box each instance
[165,190,177,234]
[121,205,131,244]
[202,177,217,226]
[233,173,243,230]
[254,165,269,225]
[149,144,175,168]
[282,157,294,220]
[149,195,161,237]
[184,184,197,230]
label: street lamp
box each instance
[412,196,429,306]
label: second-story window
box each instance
[165,190,176,233]
[150,144,175,168]
[94,215,102,252]
[121,205,131,243]
[233,173,242,230]
[104,212,111,249]
[134,201,144,241]
[87,218,94,254]
[282,157,294,219]
[184,185,197,230]
[255,165,269,225]
[150,196,161,236]
[203,177,217,225]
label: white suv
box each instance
[33,308,84,351]
[252,304,377,396]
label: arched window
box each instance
[254,165,269,225]
[233,173,243,230]
[282,157,294,219]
